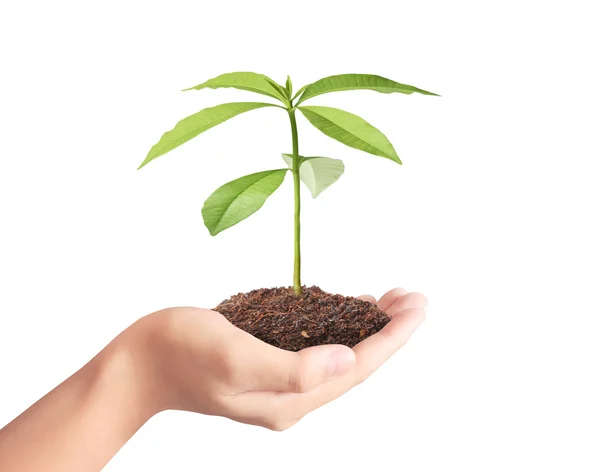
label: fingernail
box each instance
[327,347,356,378]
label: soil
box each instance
[214,285,391,351]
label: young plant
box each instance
[138,73,437,295]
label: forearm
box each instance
[0,322,157,472]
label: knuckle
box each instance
[212,393,234,411]
[265,419,289,432]
[219,351,240,382]
[289,370,311,394]
[265,417,299,432]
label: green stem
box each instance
[288,109,302,295]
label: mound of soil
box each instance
[214,285,390,351]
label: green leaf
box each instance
[183,72,288,103]
[202,169,288,236]
[298,105,401,164]
[292,84,308,102]
[285,76,293,98]
[264,77,290,103]
[297,74,438,104]
[282,154,344,198]
[138,102,275,169]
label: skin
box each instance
[0,288,427,472]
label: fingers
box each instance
[377,287,408,311]
[386,292,428,317]
[273,305,426,418]
[357,294,377,304]
[234,290,427,394]
[287,345,356,393]
[224,291,427,431]
[240,290,427,393]
[352,307,426,382]
[362,289,428,316]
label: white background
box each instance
[1,1,599,470]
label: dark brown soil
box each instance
[214,285,391,351]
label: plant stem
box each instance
[288,109,302,295]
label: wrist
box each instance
[102,315,166,422]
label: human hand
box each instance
[132,288,427,431]
[0,288,425,472]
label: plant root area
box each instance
[214,286,390,351]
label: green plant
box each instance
[138,73,438,295]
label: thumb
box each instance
[238,329,357,393]
[283,344,356,393]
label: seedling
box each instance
[139,73,437,295]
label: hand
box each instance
[0,288,426,472]
[135,288,427,430]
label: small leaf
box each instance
[285,76,293,98]
[282,154,345,198]
[264,77,290,103]
[202,169,288,236]
[297,74,438,104]
[139,102,275,169]
[281,153,301,169]
[298,105,401,164]
[292,84,309,102]
[183,72,288,103]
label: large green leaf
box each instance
[297,74,438,104]
[202,169,288,236]
[183,72,288,103]
[282,154,344,198]
[138,102,275,169]
[298,106,400,164]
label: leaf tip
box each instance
[387,150,402,165]
[417,87,440,97]
[137,152,155,170]
[388,153,402,165]
[202,219,218,236]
